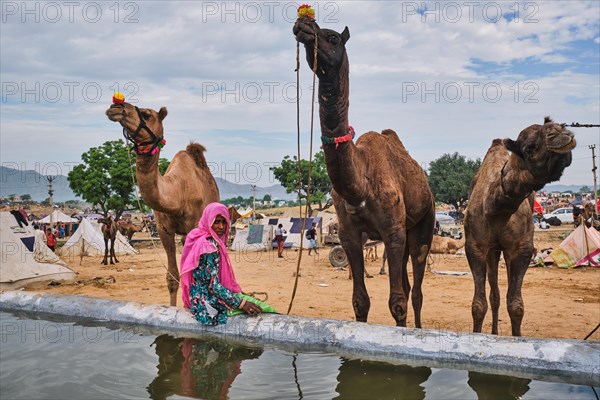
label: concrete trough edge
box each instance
[1,290,598,386]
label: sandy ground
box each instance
[23,227,599,341]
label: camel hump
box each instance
[381,129,398,138]
[186,142,208,169]
[491,138,503,147]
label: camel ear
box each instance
[341,26,350,44]
[158,107,168,121]
[503,138,523,158]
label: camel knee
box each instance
[166,275,179,293]
[471,299,487,321]
[508,300,524,320]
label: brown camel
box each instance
[464,117,576,336]
[118,223,142,241]
[430,235,465,255]
[294,19,435,327]
[106,101,220,306]
[98,216,118,265]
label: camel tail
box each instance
[186,142,208,169]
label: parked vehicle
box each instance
[435,211,455,225]
[542,207,574,224]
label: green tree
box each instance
[270,151,332,212]
[428,152,481,211]
[68,140,136,220]
[21,194,32,202]
[262,194,272,202]
[579,186,592,194]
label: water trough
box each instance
[1,290,598,386]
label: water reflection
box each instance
[147,334,262,400]
[333,358,431,399]
[467,371,531,399]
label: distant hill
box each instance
[542,184,594,193]
[0,166,295,202]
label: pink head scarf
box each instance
[179,202,241,308]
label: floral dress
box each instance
[189,237,242,325]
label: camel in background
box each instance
[98,216,118,265]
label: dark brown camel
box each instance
[464,117,575,336]
[98,216,118,265]
[294,18,435,327]
[106,101,220,306]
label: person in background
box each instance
[306,222,319,256]
[179,202,274,325]
[45,227,57,252]
[274,223,287,258]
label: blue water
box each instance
[0,312,598,399]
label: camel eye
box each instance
[524,144,535,155]
[328,35,339,44]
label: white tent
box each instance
[61,218,137,258]
[547,224,600,268]
[256,216,322,249]
[38,210,78,224]
[0,212,75,290]
[230,224,272,252]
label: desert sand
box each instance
[23,227,599,341]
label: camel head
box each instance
[503,116,576,187]
[106,102,167,155]
[293,17,350,80]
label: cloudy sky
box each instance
[1,1,599,191]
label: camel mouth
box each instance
[548,137,576,154]
[106,104,124,122]
[293,19,317,44]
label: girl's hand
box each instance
[240,300,262,316]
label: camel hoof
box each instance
[366,274,374,278]
[379,271,386,275]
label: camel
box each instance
[464,117,576,336]
[575,203,598,229]
[106,101,220,306]
[294,19,435,327]
[98,216,118,265]
[118,223,142,241]
[430,235,465,255]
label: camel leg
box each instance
[466,244,488,333]
[504,249,530,336]
[407,224,433,329]
[111,239,119,264]
[158,228,179,307]
[385,231,409,327]
[379,249,387,275]
[102,237,109,265]
[340,231,370,322]
[487,251,501,334]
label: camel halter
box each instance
[121,106,165,156]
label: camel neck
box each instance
[316,58,367,204]
[493,160,536,214]
[318,60,350,137]
[135,153,171,213]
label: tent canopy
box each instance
[61,218,137,257]
[0,212,75,290]
[39,210,78,224]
